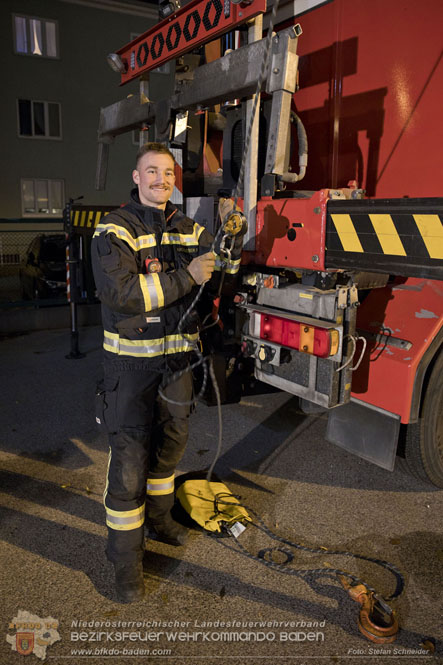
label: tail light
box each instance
[259,313,339,358]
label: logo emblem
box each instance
[7,611,60,660]
[16,633,34,655]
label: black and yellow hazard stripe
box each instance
[71,206,117,233]
[326,198,443,279]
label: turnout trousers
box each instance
[98,364,193,565]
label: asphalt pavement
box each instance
[1,325,442,665]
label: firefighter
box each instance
[91,142,242,603]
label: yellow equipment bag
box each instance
[176,479,251,533]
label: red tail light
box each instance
[259,313,339,358]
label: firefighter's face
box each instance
[132,152,175,209]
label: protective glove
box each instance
[187,251,216,285]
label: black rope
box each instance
[199,493,405,604]
[160,1,279,407]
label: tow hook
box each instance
[337,575,399,644]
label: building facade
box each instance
[1,0,159,221]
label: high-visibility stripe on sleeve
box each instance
[106,504,145,531]
[93,223,156,252]
[139,272,164,311]
[146,474,175,496]
[214,256,241,274]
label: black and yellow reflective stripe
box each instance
[72,209,111,229]
[214,256,241,275]
[146,474,175,496]
[162,224,205,246]
[106,504,145,531]
[329,212,443,259]
[368,214,406,256]
[326,204,443,279]
[139,272,164,311]
[413,214,443,259]
[103,331,198,357]
[93,223,157,252]
[329,214,364,253]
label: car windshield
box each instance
[40,237,66,262]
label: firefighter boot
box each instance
[145,472,188,546]
[114,561,145,603]
[148,516,189,546]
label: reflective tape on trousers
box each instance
[106,504,145,531]
[146,474,175,495]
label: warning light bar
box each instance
[115,0,266,85]
[259,313,339,358]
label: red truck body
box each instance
[92,0,443,484]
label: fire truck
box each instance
[79,0,442,487]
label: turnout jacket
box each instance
[91,189,242,368]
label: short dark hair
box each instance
[135,142,175,168]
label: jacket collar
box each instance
[129,188,181,227]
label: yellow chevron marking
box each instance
[73,211,80,226]
[80,210,87,227]
[95,211,102,227]
[87,211,95,227]
[330,214,363,252]
[413,214,443,259]
[369,214,406,256]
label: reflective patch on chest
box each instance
[178,246,198,254]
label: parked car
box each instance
[19,234,67,300]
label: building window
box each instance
[21,179,65,216]
[13,15,59,58]
[17,100,62,139]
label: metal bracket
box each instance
[96,26,300,190]
[264,25,302,176]
[337,287,348,310]
[349,284,359,307]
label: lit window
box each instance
[18,100,62,139]
[13,15,59,58]
[21,179,65,216]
